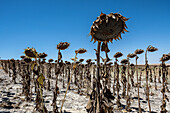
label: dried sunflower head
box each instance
[114,52,123,58]
[147,46,158,52]
[20,56,26,59]
[91,62,95,65]
[38,52,48,59]
[86,59,92,64]
[130,63,135,66]
[77,48,87,54]
[75,61,80,64]
[90,12,128,43]
[23,57,32,63]
[120,59,128,64]
[41,60,46,64]
[48,59,54,63]
[65,61,71,65]
[24,47,38,58]
[10,58,15,62]
[79,59,84,63]
[135,49,144,55]
[57,42,70,50]
[160,54,170,62]
[127,53,136,58]
[21,60,25,64]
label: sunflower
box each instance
[79,59,84,62]
[75,61,80,64]
[41,60,46,64]
[10,58,15,62]
[24,47,38,58]
[86,59,92,64]
[120,59,128,64]
[160,54,170,62]
[90,12,128,43]
[127,53,136,58]
[38,52,48,59]
[21,61,25,64]
[23,57,32,63]
[20,56,26,59]
[130,63,135,66]
[48,59,54,63]
[114,52,123,58]
[135,49,144,55]
[76,48,87,54]
[57,42,70,50]
[66,61,71,65]
[147,46,158,52]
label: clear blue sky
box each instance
[0,0,170,64]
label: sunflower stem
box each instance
[95,41,101,112]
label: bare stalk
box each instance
[145,50,151,113]
[136,56,141,113]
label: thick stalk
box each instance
[160,61,167,112]
[52,50,61,113]
[136,56,141,113]
[145,50,151,113]
[154,67,157,90]
[96,41,101,112]
[126,58,130,111]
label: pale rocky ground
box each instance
[0,68,170,113]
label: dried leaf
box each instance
[31,63,36,70]
[73,63,77,69]
[37,73,45,86]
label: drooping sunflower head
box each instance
[57,42,70,50]
[20,55,26,59]
[48,59,54,63]
[120,59,128,64]
[130,63,135,67]
[147,46,158,52]
[75,61,80,64]
[113,52,123,58]
[10,58,15,62]
[41,60,46,64]
[127,53,136,58]
[135,49,144,55]
[23,57,32,63]
[160,54,170,62]
[86,59,92,64]
[77,48,87,54]
[66,61,71,65]
[24,47,38,58]
[38,52,48,59]
[79,59,84,63]
[90,12,128,43]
